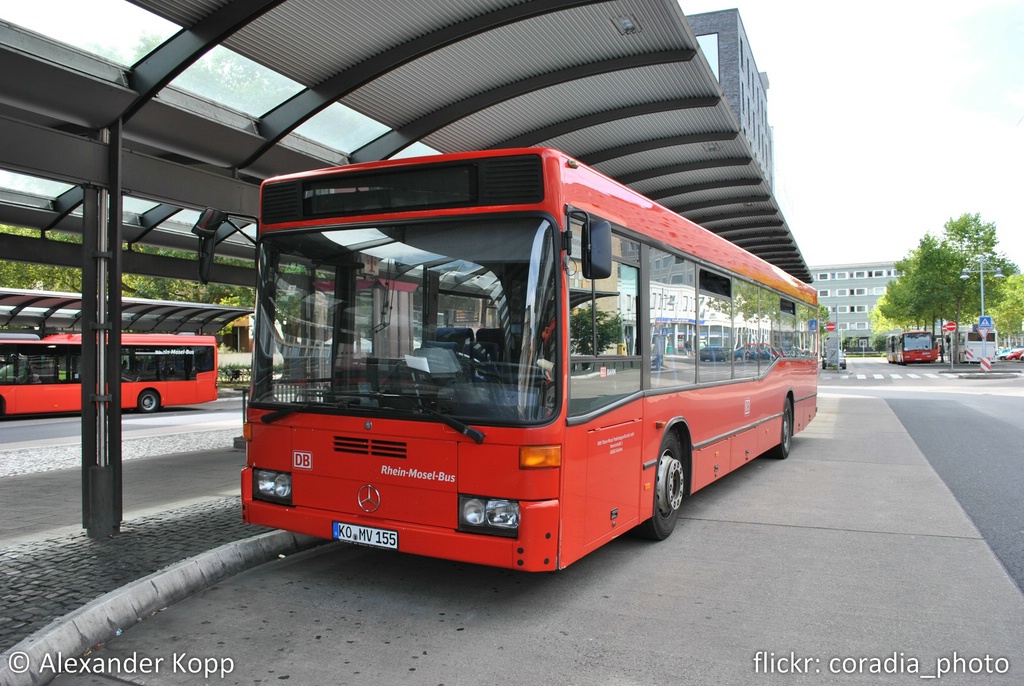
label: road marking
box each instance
[907,374,920,379]
[890,374,902,379]
[857,374,866,379]
[873,374,885,379]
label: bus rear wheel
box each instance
[636,433,685,541]
[137,389,161,413]
[767,399,793,459]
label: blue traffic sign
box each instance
[979,315,993,329]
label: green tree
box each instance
[877,214,1016,333]
[0,226,83,291]
[570,306,623,356]
[988,273,1024,344]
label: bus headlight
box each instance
[254,469,292,505]
[459,495,520,536]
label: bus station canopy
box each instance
[0,288,250,335]
[0,0,811,283]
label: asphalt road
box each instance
[0,395,244,446]
[821,356,1024,593]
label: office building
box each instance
[811,261,900,349]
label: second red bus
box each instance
[0,333,218,416]
[885,331,938,364]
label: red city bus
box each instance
[241,148,818,571]
[885,331,938,364]
[0,333,218,416]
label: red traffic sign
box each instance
[943,322,957,332]
[825,322,836,332]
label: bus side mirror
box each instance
[582,219,612,280]
[192,208,229,284]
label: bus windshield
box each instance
[903,332,933,351]
[251,216,560,425]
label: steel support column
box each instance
[81,123,124,538]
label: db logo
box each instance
[293,451,313,470]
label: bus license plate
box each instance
[332,521,398,550]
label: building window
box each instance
[835,272,849,279]
[854,271,866,278]
[818,289,830,297]
[854,288,866,296]
[835,289,849,297]
[816,273,829,281]
[873,287,886,295]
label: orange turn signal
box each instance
[519,445,561,469]
[242,422,252,441]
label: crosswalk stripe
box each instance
[873,374,884,379]
[890,374,902,379]
[907,374,920,379]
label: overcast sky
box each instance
[681,0,1024,269]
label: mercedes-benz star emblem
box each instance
[357,484,381,513]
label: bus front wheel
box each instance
[636,433,686,541]
[137,389,161,413]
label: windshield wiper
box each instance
[417,406,486,444]
[259,403,322,424]
[370,391,485,443]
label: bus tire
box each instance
[767,399,793,459]
[635,433,686,541]
[137,389,161,413]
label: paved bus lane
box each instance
[25,392,1020,686]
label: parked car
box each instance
[1006,347,1024,361]
[734,343,775,361]
[699,345,729,362]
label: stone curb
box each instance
[0,531,323,686]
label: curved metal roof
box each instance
[0,288,250,335]
[0,0,810,282]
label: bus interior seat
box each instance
[475,328,504,361]
[434,327,474,355]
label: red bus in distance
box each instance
[0,333,218,416]
[885,331,939,364]
[240,148,818,571]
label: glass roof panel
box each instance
[0,170,74,197]
[0,0,178,66]
[294,103,390,154]
[168,46,304,117]
[390,143,441,160]
[123,197,162,214]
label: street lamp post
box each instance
[960,256,1004,363]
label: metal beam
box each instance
[0,233,256,286]
[618,157,750,185]
[240,0,604,171]
[124,0,287,123]
[667,195,771,213]
[0,116,258,215]
[578,130,735,166]
[695,209,780,223]
[649,178,763,201]
[494,100,722,152]
[351,50,696,163]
